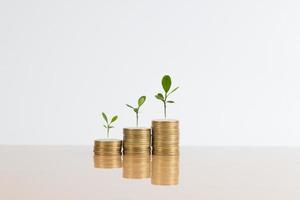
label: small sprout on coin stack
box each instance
[101,112,118,138]
[155,75,179,118]
[126,96,146,127]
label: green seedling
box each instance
[101,112,118,138]
[126,96,146,127]
[155,75,179,118]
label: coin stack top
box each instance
[152,119,180,156]
[123,127,151,155]
[93,139,122,156]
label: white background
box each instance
[1,0,299,145]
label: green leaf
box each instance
[109,126,114,128]
[162,75,172,93]
[155,93,164,101]
[167,100,175,103]
[138,96,146,107]
[134,108,138,113]
[103,125,107,128]
[111,115,118,123]
[168,86,179,95]
[126,104,134,109]
[102,112,108,123]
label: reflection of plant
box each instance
[126,96,146,127]
[101,112,118,138]
[155,75,179,118]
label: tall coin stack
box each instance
[93,139,122,156]
[123,127,151,155]
[152,119,180,156]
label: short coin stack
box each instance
[93,139,122,156]
[123,127,151,155]
[152,119,180,156]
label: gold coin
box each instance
[94,139,122,148]
[123,146,150,149]
[153,146,178,149]
[123,141,150,144]
[93,149,121,153]
[123,128,151,135]
[153,130,179,132]
[123,151,151,155]
[94,152,121,156]
[152,135,179,139]
[152,119,179,123]
[94,139,122,144]
[123,139,150,143]
[124,127,151,131]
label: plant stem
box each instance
[163,101,166,119]
[106,124,109,138]
[136,112,139,127]
[164,92,167,119]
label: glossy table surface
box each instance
[0,146,299,200]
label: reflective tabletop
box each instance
[0,146,299,200]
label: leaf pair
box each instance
[102,112,118,124]
[126,96,146,113]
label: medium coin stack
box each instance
[123,127,151,155]
[94,155,122,169]
[152,119,180,156]
[123,155,151,179]
[151,155,179,185]
[93,139,122,156]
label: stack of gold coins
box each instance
[93,139,122,156]
[123,155,151,179]
[123,127,151,155]
[151,155,179,185]
[152,119,179,155]
[93,155,122,169]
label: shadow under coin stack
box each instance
[123,128,151,155]
[94,155,122,169]
[151,155,179,185]
[123,155,151,179]
[152,120,180,155]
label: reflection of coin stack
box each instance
[93,139,122,156]
[152,120,179,155]
[94,155,122,168]
[123,155,151,179]
[151,155,179,185]
[123,128,151,155]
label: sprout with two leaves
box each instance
[101,112,118,138]
[126,96,146,127]
[155,75,179,118]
